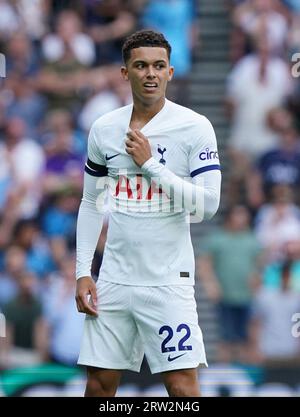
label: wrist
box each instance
[141,157,165,177]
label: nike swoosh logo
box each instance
[105,153,120,161]
[167,353,187,362]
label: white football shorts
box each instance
[78,280,208,374]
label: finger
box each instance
[75,297,81,312]
[127,131,142,142]
[77,296,87,314]
[134,130,147,140]
[125,139,135,148]
[90,285,98,308]
[126,131,135,139]
[126,147,134,155]
[82,299,98,317]
[78,293,98,316]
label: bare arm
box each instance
[196,254,222,302]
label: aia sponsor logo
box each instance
[114,174,163,200]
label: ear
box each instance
[121,66,129,81]
[168,66,174,82]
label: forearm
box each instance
[76,200,104,279]
[141,157,221,220]
[76,172,105,279]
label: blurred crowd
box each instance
[197,0,300,369]
[0,0,198,370]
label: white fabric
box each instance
[141,157,221,220]
[76,173,105,279]
[76,99,221,284]
[78,280,207,373]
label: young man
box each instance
[76,30,221,397]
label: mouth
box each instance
[143,82,158,92]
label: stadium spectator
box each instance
[37,10,102,111]
[78,66,132,131]
[263,239,300,292]
[5,31,41,78]
[254,185,300,263]
[84,0,136,64]
[226,33,292,160]
[41,188,81,266]
[0,117,45,218]
[249,259,300,363]
[42,10,95,67]
[232,0,289,57]
[42,255,85,366]
[246,108,300,209]
[0,271,48,369]
[12,219,55,279]
[4,73,47,140]
[41,113,85,195]
[0,246,26,308]
[197,205,262,363]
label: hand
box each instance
[75,276,98,317]
[125,130,152,167]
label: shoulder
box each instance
[90,103,132,133]
[167,100,215,133]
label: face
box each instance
[228,206,250,230]
[121,47,174,106]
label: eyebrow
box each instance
[132,59,167,65]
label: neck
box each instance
[131,96,166,124]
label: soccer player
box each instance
[75,30,221,397]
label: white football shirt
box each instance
[77,99,221,286]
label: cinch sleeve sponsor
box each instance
[189,117,221,178]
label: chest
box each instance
[101,125,190,178]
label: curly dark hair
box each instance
[122,30,171,64]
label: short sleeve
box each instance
[189,117,221,178]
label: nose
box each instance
[146,66,156,79]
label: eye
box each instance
[155,64,165,69]
[136,63,144,69]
